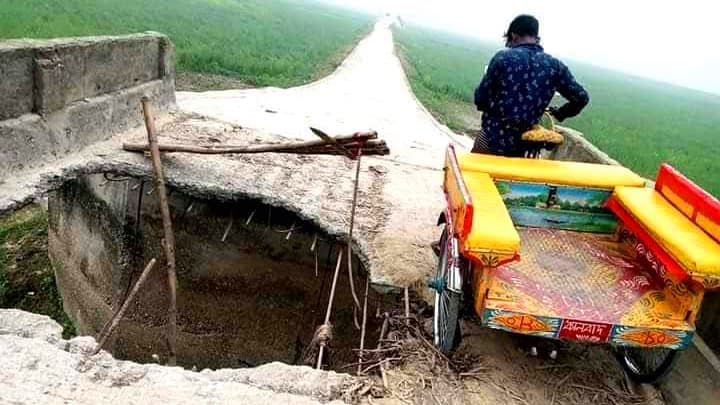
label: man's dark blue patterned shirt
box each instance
[474,43,589,156]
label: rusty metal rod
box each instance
[92,258,157,355]
[141,96,178,366]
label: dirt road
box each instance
[177,18,469,167]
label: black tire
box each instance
[433,228,462,354]
[614,346,677,383]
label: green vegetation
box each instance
[0,207,76,338]
[0,0,373,87]
[394,24,720,196]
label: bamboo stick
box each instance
[121,141,389,156]
[122,131,379,155]
[377,312,390,388]
[347,148,363,313]
[317,249,344,369]
[141,96,178,366]
[310,127,354,158]
[286,147,389,156]
[92,258,157,355]
[357,273,370,374]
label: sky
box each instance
[324,0,720,95]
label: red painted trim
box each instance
[447,144,474,239]
[607,197,689,281]
[656,164,720,243]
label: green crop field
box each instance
[394,24,720,197]
[0,0,373,88]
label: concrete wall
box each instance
[0,32,175,173]
[550,126,621,166]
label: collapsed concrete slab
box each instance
[48,170,385,369]
[0,309,351,404]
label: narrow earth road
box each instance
[178,19,469,167]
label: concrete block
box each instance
[34,35,161,114]
[0,114,56,173]
[156,33,176,81]
[0,32,176,178]
[106,79,175,133]
[60,94,114,151]
[0,46,34,120]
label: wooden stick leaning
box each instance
[377,312,390,388]
[92,258,157,355]
[346,148,364,313]
[357,273,370,374]
[317,249,344,369]
[141,96,179,366]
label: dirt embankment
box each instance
[0,206,75,338]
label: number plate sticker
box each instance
[558,320,611,343]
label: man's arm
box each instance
[550,61,589,122]
[474,55,502,111]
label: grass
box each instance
[0,207,76,338]
[394,24,720,197]
[0,0,374,88]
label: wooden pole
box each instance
[310,127,355,158]
[122,131,381,155]
[92,258,157,355]
[357,273,370,374]
[141,96,178,366]
[345,147,365,321]
[121,141,389,156]
[317,248,344,369]
[377,312,390,388]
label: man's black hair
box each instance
[504,14,539,39]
